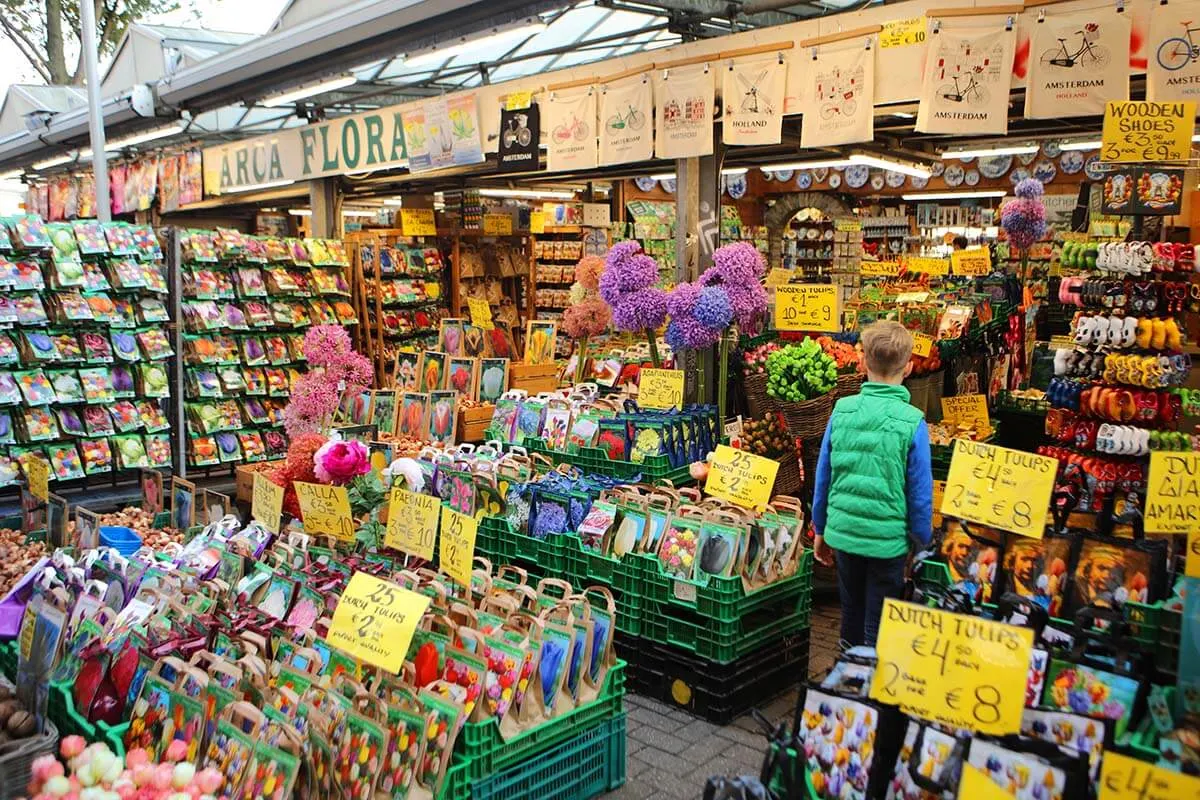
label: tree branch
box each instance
[0,15,52,82]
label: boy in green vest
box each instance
[812,320,933,648]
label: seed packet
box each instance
[82,406,114,437]
[11,260,44,291]
[16,370,55,406]
[108,330,140,362]
[428,390,457,444]
[82,262,111,292]
[108,258,146,290]
[239,431,266,462]
[266,368,289,397]
[110,297,136,327]
[48,442,83,481]
[578,500,618,553]
[511,396,546,446]
[334,301,358,324]
[138,363,171,398]
[112,434,149,469]
[1042,659,1139,738]
[9,214,51,249]
[144,434,171,468]
[241,336,267,366]
[134,400,168,433]
[596,418,630,462]
[22,331,59,362]
[289,302,311,326]
[103,223,137,255]
[19,407,59,441]
[111,362,137,394]
[73,220,108,254]
[658,515,701,579]
[242,368,266,396]
[130,224,161,259]
[85,293,118,323]
[0,299,15,325]
[14,294,48,325]
[264,430,287,459]
[223,303,248,330]
[79,368,114,403]
[0,412,13,444]
[696,520,744,579]
[189,436,220,467]
[215,432,242,463]
[47,335,78,363]
[182,230,217,263]
[0,336,16,368]
[79,332,112,363]
[47,371,82,403]
[55,408,84,437]
[0,373,19,406]
[80,437,113,474]
[136,329,173,360]
[137,297,170,324]
[52,258,87,292]
[55,291,93,323]
[47,221,81,265]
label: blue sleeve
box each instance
[906,420,933,548]
[812,420,834,535]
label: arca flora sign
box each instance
[202,105,411,195]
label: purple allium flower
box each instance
[665,316,722,350]
[600,242,659,302]
[694,286,733,329]
[610,287,667,332]
[666,281,700,318]
[1014,177,1045,200]
[711,242,767,282]
[1001,194,1048,251]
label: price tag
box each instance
[895,291,930,303]
[1099,751,1200,800]
[384,489,439,559]
[941,440,1057,539]
[252,472,284,533]
[294,481,355,541]
[326,572,431,673]
[505,90,533,110]
[834,218,862,232]
[906,256,949,276]
[530,211,546,234]
[27,458,48,503]
[439,505,478,587]
[483,213,513,236]
[951,248,992,276]
[1102,101,1196,163]
[1187,531,1200,578]
[860,261,901,277]
[912,333,934,358]
[467,297,494,330]
[959,765,1013,800]
[639,368,684,410]
[1145,452,1200,533]
[705,444,779,511]
[672,580,698,604]
[400,208,436,236]
[880,16,928,48]
[765,267,794,287]
[774,284,839,332]
[941,394,990,432]
[870,599,1033,735]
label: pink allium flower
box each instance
[574,255,606,293]
[314,439,371,484]
[336,351,375,391]
[284,371,340,436]
[562,295,611,339]
[303,324,353,367]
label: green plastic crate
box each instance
[47,681,128,758]
[640,589,812,663]
[476,516,567,578]
[523,438,694,485]
[639,548,813,622]
[453,659,626,781]
[470,714,626,800]
[0,640,16,681]
[438,761,470,800]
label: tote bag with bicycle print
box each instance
[545,89,599,173]
[722,57,786,146]
[599,74,654,166]
[1147,0,1200,103]
[801,44,876,148]
[1025,8,1130,119]
[916,25,1016,135]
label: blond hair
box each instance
[860,321,913,379]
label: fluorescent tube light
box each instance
[405,20,548,67]
[901,190,1008,201]
[343,209,376,218]
[940,144,1039,159]
[108,123,186,148]
[262,76,357,107]
[288,209,312,216]
[892,112,915,119]
[849,153,931,179]
[721,167,748,176]
[33,153,76,170]
[761,158,854,171]
[383,198,404,206]
[225,179,296,194]
[0,170,21,180]
[649,173,676,181]
[478,188,575,200]
[1059,140,1101,151]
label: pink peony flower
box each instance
[314,439,370,484]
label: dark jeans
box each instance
[835,550,907,647]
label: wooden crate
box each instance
[458,405,494,443]
[235,461,283,504]
[510,362,560,394]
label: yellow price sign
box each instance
[26,458,48,503]
[951,248,992,276]
[834,218,862,232]
[906,256,950,276]
[530,210,546,234]
[505,90,533,110]
[765,267,794,287]
[870,599,1033,735]
[326,572,431,674]
[896,291,930,303]
[959,765,1014,800]
[1102,101,1196,163]
[912,332,934,358]
[1186,531,1200,578]
[252,472,284,533]
[400,208,436,237]
[439,505,478,587]
[880,16,928,48]
[483,213,513,236]
[639,368,685,410]
[775,284,839,332]
[942,440,1057,539]
[1099,751,1200,800]
[860,261,901,277]
[941,394,990,431]
[467,297,494,330]
[704,444,779,511]
[1145,452,1200,533]
[384,488,438,560]
[294,481,355,541]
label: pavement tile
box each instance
[635,745,698,776]
[628,725,691,754]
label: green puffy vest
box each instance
[823,382,923,559]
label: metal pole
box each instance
[79,0,110,222]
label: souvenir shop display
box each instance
[178,229,356,470]
[0,215,172,489]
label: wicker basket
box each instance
[743,373,772,419]
[773,391,835,441]
[835,373,865,399]
[772,453,804,497]
[0,714,58,800]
